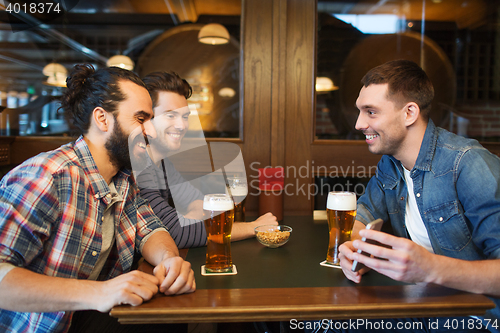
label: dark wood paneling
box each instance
[11,136,74,165]
[283,0,315,215]
[270,0,287,168]
[241,0,274,214]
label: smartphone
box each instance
[351,218,384,272]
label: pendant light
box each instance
[198,23,230,45]
[43,63,68,87]
[107,55,134,71]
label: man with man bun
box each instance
[0,64,195,332]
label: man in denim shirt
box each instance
[321,60,500,332]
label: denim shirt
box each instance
[357,119,500,326]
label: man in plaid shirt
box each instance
[0,64,196,332]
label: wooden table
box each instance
[110,216,495,324]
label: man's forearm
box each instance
[231,222,255,241]
[0,267,99,312]
[428,256,500,296]
[183,200,204,220]
[141,230,180,266]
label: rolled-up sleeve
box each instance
[134,193,169,252]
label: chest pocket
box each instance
[379,173,400,215]
[424,201,471,251]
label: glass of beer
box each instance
[226,177,248,222]
[326,191,357,265]
[203,194,235,273]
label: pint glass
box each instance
[326,191,357,265]
[203,194,235,272]
[226,177,248,222]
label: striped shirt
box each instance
[0,136,165,333]
[138,159,207,248]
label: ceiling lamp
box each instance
[218,87,236,98]
[107,55,134,70]
[198,23,230,45]
[315,77,339,92]
[43,63,68,87]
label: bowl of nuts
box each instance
[254,225,292,248]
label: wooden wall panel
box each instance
[270,0,287,168]
[241,0,274,214]
[283,0,315,215]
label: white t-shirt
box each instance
[403,166,434,253]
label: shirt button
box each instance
[416,193,421,197]
[400,197,404,200]
[92,251,97,256]
[101,216,104,222]
[94,194,99,199]
[439,217,443,222]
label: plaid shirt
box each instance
[0,136,165,333]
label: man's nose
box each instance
[174,116,186,130]
[355,112,367,132]
[142,119,157,140]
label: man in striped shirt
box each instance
[0,64,195,332]
[138,71,277,249]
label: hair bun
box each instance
[66,63,95,92]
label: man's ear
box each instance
[405,102,420,127]
[93,107,110,132]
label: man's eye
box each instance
[183,115,189,120]
[137,118,145,123]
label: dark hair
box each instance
[361,60,435,119]
[60,63,146,135]
[142,71,192,108]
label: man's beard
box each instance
[105,118,132,170]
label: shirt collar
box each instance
[413,119,437,172]
[388,119,437,177]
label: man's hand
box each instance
[349,229,435,284]
[94,270,160,312]
[153,256,196,295]
[231,212,278,241]
[339,241,370,283]
[250,212,278,228]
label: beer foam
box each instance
[326,192,356,211]
[226,187,248,196]
[203,194,234,211]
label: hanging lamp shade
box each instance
[315,77,339,92]
[218,87,236,98]
[107,55,134,70]
[43,63,68,87]
[198,23,230,45]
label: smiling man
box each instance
[0,64,195,333]
[138,71,277,248]
[306,60,500,333]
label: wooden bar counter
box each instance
[110,216,495,324]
